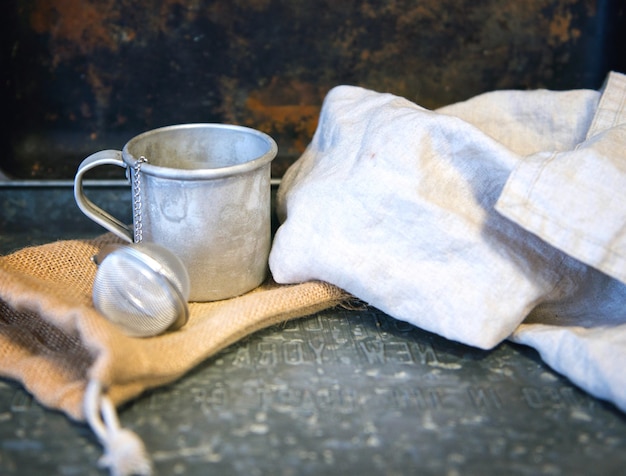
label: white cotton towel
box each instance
[269,72,626,412]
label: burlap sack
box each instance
[0,233,346,475]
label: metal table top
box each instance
[1,182,625,475]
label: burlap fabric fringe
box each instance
[0,234,346,475]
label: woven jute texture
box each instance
[0,234,346,421]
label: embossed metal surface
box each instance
[2,308,626,475]
[1,183,626,475]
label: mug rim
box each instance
[121,123,278,180]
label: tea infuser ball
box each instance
[91,243,190,337]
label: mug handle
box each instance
[73,150,134,243]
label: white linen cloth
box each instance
[269,72,626,412]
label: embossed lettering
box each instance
[194,385,229,415]
[308,339,326,365]
[386,341,414,364]
[468,387,502,409]
[522,386,589,409]
[231,344,251,367]
[257,342,278,366]
[315,387,355,413]
[359,340,386,364]
[392,387,443,409]
[272,388,316,413]
[284,341,305,365]
[411,341,439,364]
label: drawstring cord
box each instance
[84,380,153,476]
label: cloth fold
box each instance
[496,73,626,284]
[269,72,626,413]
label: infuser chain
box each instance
[133,156,148,243]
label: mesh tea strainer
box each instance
[92,243,190,337]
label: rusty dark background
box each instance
[2,0,625,179]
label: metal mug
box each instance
[74,123,278,301]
